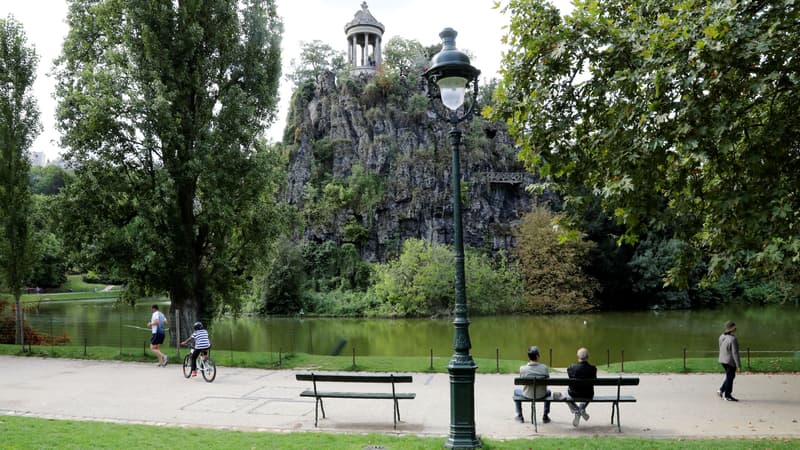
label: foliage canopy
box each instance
[54,0,285,334]
[492,0,800,285]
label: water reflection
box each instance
[22,301,800,367]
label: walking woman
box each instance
[718,320,741,401]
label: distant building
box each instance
[345,2,384,75]
[30,151,47,167]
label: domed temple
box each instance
[345,2,384,74]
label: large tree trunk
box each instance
[167,293,203,349]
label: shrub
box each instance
[514,207,600,313]
[370,239,523,317]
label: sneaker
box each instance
[572,413,581,427]
[542,415,551,424]
[724,396,739,402]
[717,390,724,399]
[580,409,590,421]
[514,415,524,423]
[162,355,168,366]
[191,370,197,377]
[552,392,563,400]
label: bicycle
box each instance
[182,346,216,382]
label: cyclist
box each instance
[180,321,212,377]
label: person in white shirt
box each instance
[181,321,212,377]
[147,304,168,367]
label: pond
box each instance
[18,300,800,367]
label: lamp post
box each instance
[423,27,481,449]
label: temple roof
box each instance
[345,2,384,33]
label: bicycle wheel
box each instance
[182,354,192,378]
[201,358,216,382]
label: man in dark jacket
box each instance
[566,347,597,427]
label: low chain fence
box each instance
[2,313,798,372]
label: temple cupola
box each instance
[345,2,384,74]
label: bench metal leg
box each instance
[313,397,326,427]
[394,398,401,429]
[531,401,538,433]
[610,401,622,432]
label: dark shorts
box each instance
[150,330,165,345]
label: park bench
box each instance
[513,376,639,432]
[296,373,415,429]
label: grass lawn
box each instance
[1,275,125,303]
[2,415,797,449]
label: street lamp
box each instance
[423,27,481,450]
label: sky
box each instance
[0,0,572,161]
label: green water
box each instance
[19,301,799,367]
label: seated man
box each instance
[566,347,597,427]
[513,345,556,424]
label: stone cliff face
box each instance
[284,71,536,261]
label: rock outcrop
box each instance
[284,71,538,261]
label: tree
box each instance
[0,16,40,349]
[287,40,347,87]
[492,0,800,285]
[382,36,427,80]
[29,164,70,195]
[54,0,285,339]
[513,207,599,313]
[370,239,522,316]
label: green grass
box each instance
[1,415,797,449]
[1,275,124,303]
[62,274,112,292]
[1,344,797,375]
[606,356,800,374]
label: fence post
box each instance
[621,350,625,373]
[747,347,751,370]
[230,326,234,366]
[549,348,553,367]
[119,314,122,356]
[84,338,87,357]
[430,348,434,370]
[352,347,356,368]
[278,348,282,367]
[607,349,610,368]
[175,309,181,359]
[50,317,54,351]
[683,347,687,370]
[496,348,499,373]
[143,340,146,357]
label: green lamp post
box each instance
[423,27,481,449]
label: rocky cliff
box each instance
[284,71,537,261]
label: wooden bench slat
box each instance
[301,390,415,400]
[296,374,413,383]
[514,377,639,386]
[513,394,636,403]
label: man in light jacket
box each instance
[718,320,741,401]
[513,346,556,424]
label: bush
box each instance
[369,239,523,317]
[514,207,599,313]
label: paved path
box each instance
[1,356,799,439]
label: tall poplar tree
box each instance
[0,16,40,349]
[55,0,284,338]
